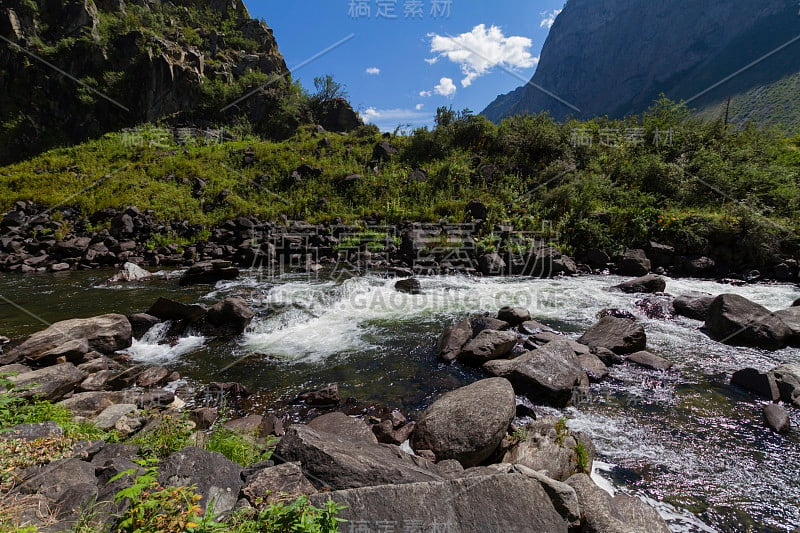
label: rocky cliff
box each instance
[0,0,292,163]
[482,0,800,131]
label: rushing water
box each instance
[1,270,798,532]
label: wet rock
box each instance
[618,248,651,277]
[578,316,646,354]
[597,308,637,320]
[9,363,85,401]
[394,278,421,294]
[458,330,518,364]
[611,274,666,294]
[704,294,792,350]
[296,383,339,406]
[159,447,243,514]
[483,340,586,407]
[626,351,673,371]
[242,462,317,506]
[436,318,473,362]
[592,347,623,366]
[107,262,152,283]
[127,313,160,338]
[528,247,578,278]
[274,424,443,490]
[470,316,510,335]
[578,353,609,382]
[793,298,800,307]
[673,292,715,321]
[763,404,790,433]
[774,307,800,339]
[634,296,675,320]
[479,252,506,275]
[147,297,207,323]
[519,320,553,335]
[4,314,132,363]
[497,306,532,326]
[730,368,779,401]
[309,474,567,533]
[179,260,239,286]
[769,364,800,407]
[410,378,515,467]
[308,412,377,444]
[201,297,254,337]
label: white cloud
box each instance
[365,67,381,75]
[540,9,562,29]
[415,103,424,111]
[428,24,537,88]
[419,90,432,97]
[359,107,433,132]
[434,77,457,97]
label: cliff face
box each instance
[0,0,290,163]
[482,0,800,130]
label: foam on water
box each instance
[125,321,206,364]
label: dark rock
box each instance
[296,383,339,406]
[147,297,207,323]
[158,447,243,514]
[411,378,516,467]
[179,260,239,286]
[372,141,398,161]
[10,363,85,401]
[763,404,790,433]
[395,278,422,294]
[479,252,506,275]
[528,247,578,278]
[470,316,510,335]
[436,318,473,362]
[593,347,624,366]
[673,292,715,321]
[634,296,674,320]
[201,297,254,336]
[466,199,489,221]
[685,256,716,275]
[578,316,646,354]
[136,366,169,387]
[483,340,586,407]
[0,421,63,441]
[242,462,317,506]
[704,294,792,350]
[135,390,175,409]
[618,249,651,277]
[793,298,800,307]
[316,98,361,132]
[519,320,553,335]
[584,248,611,268]
[597,308,637,320]
[274,424,443,490]
[127,313,160,338]
[611,274,666,294]
[731,368,780,401]
[458,330,518,364]
[308,412,378,444]
[769,364,800,407]
[578,353,609,382]
[16,458,98,520]
[626,351,673,371]
[372,420,415,445]
[259,414,285,437]
[774,307,800,338]
[309,474,568,533]
[498,306,532,326]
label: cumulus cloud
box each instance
[419,90,432,97]
[434,77,457,97]
[365,67,381,75]
[540,9,562,29]
[428,24,537,87]
[415,103,424,110]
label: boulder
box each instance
[479,253,506,276]
[274,424,443,490]
[136,366,169,387]
[578,353,609,382]
[436,318,472,362]
[190,407,219,430]
[458,330,518,364]
[593,347,624,366]
[763,404,790,433]
[28,338,89,365]
[618,249,651,277]
[634,296,675,320]
[9,363,85,401]
[296,383,339,406]
[5,314,132,362]
[793,298,800,307]
[317,98,361,132]
[730,368,779,401]
[611,274,666,294]
[394,278,421,294]
[410,378,516,467]
[310,473,567,533]
[471,316,510,335]
[179,260,239,286]
[483,340,586,407]
[673,292,716,321]
[372,141,398,162]
[93,404,138,430]
[503,419,581,481]
[223,414,264,435]
[58,391,130,418]
[528,247,578,278]
[146,297,207,323]
[498,306,531,326]
[0,421,63,441]
[158,447,243,514]
[127,313,160,338]
[201,297,254,336]
[107,262,152,283]
[15,458,98,520]
[769,364,800,407]
[308,412,378,444]
[519,320,554,335]
[578,316,646,354]
[466,199,489,221]
[626,351,673,371]
[372,420,416,445]
[566,474,671,533]
[241,462,317,506]
[704,294,792,350]
[774,307,800,338]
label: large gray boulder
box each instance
[4,314,132,363]
[503,418,583,481]
[704,294,792,349]
[626,351,673,371]
[566,474,671,533]
[9,363,86,401]
[410,378,516,467]
[774,307,800,339]
[578,317,646,354]
[618,249,651,277]
[673,292,716,321]
[611,274,666,294]
[458,330,518,364]
[436,318,473,362]
[307,412,378,444]
[482,340,586,407]
[769,364,800,407]
[274,424,443,490]
[309,474,568,533]
[158,447,243,514]
[241,462,317,506]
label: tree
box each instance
[312,75,348,103]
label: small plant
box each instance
[510,426,528,444]
[227,495,347,533]
[475,233,500,254]
[129,413,196,458]
[205,425,275,467]
[575,441,591,474]
[554,417,569,445]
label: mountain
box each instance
[482,0,800,131]
[0,0,303,163]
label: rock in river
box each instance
[704,294,792,350]
[577,316,646,354]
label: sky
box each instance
[246,0,566,131]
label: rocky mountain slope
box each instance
[482,0,800,131]
[0,0,307,164]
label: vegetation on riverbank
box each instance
[1,98,799,261]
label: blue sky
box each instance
[246,0,566,131]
